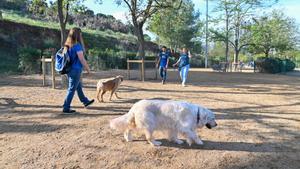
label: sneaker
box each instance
[182,83,186,87]
[162,80,165,85]
[84,99,95,108]
[62,109,76,114]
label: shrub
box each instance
[284,59,296,72]
[18,47,40,74]
[255,57,295,73]
[87,48,138,70]
[210,55,226,65]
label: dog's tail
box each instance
[110,111,135,132]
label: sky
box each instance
[79,0,300,40]
[82,0,300,24]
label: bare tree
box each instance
[115,0,182,58]
[211,0,278,69]
[57,0,70,46]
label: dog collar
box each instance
[197,108,200,124]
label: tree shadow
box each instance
[212,101,300,123]
[118,84,300,96]
[0,120,71,134]
[158,139,296,152]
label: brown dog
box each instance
[96,75,123,102]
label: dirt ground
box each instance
[0,69,300,169]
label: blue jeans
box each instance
[179,64,190,85]
[63,69,89,111]
[159,66,167,81]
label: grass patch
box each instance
[1,9,137,41]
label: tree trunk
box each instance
[234,18,241,71]
[135,24,145,59]
[60,25,66,46]
[265,49,270,57]
[225,8,229,72]
[57,0,67,46]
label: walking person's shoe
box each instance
[162,79,165,85]
[84,99,95,108]
[62,109,77,114]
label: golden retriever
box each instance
[110,99,217,146]
[96,75,123,102]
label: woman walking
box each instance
[173,48,192,87]
[62,27,94,114]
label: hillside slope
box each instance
[0,11,158,73]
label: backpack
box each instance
[55,46,72,74]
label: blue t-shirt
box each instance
[159,51,169,67]
[68,43,83,70]
[179,53,190,68]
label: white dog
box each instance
[110,99,217,146]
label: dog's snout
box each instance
[215,123,217,127]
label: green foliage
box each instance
[144,34,151,41]
[148,0,201,50]
[210,0,279,62]
[1,10,136,41]
[282,50,300,68]
[284,59,296,72]
[0,0,27,10]
[248,10,299,56]
[42,38,56,50]
[87,48,137,70]
[18,47,41,74]
[210,55,226,65]
[255,57,282,73]
[255,57,295,73]
[28,0,48,15]
[190,55,205,68]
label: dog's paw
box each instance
[195,139,204,145]
[124,133,133,142]
[174,139,184,145]
[150,140,162,146]
[186,138,193,146]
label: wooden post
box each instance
[42,56,46,86]
[141,59,145,81]
[127,59,130,80]
[51,55,55,89]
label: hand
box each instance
[165,65,168,69]
[86,69,91,75]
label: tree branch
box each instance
[63,2,69,25]
[238,43,256,51]
[123,0,134,14]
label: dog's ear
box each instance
[199,107,208,122]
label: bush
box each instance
[255,57,295,73]
[0,0,27,11]
[210,55,226,65]
[18,47,40,74]
[190,55,205,68]
[284,59,296,71]
[87,48,138,70]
